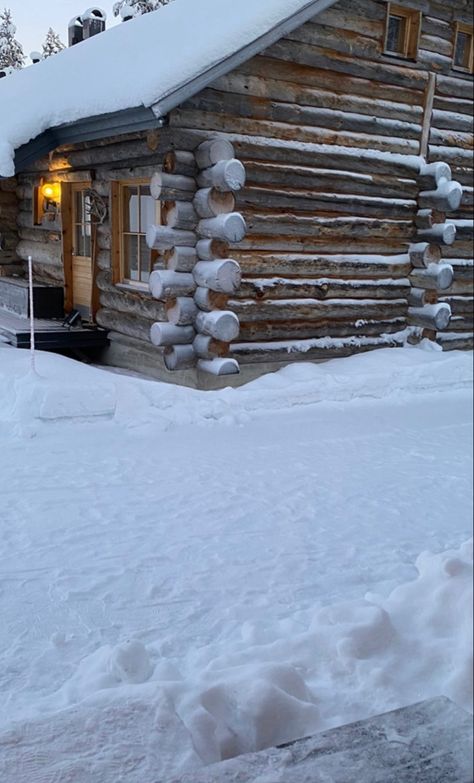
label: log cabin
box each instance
[0,0,472,388]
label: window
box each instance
[384,4,421,60]
[113,181,160,286]
[453,23,474,73]
[73,189,92,259]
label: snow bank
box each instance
[0,0,333,177]
[1,540,471,779]
[0,342,472,433]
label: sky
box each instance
[5,1,119,58]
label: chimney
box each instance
[120,4,135,22]
[30,51,43,64]
[68,15,84,47]
[82,8,107,40]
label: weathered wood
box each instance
[150,172,196,201]
[230,298,408,323]
[410,263,454,291]
[96,308,154,342]
[193,188,235,218]
[194,287,229,312]
[195,310,240,341]
[164,201,198,230]
[146,224,197,250]
[195,138,235,169]
[193,334,229,359]
[166,296,198,325]
[149,270,195,300]
[150,322,195,346]
[196,238,230,260]
[163,150,197,177]
[193,259,241,294]
[408,288,426,307]
[238,317,406,342]
[198,213,247,243]
[197,357,239,376]
[232,252,412,278]
[197,159,246,192]
[408,303,451,330]
[164,344,196,370]
[165,246,197,272]
[16,239,62,266]
[409,242,442,268]
[237,277,409,301]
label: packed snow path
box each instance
[0,344,472,781]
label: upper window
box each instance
[115,182,160,286]
[453,23,474,73]
[384,4,421,60]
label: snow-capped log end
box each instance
[195,310,240,342]
[197,159,247,193]
[410,264,454,292]
[150,322,195,347]
[418,161,452,190]
[197,213,247,243]
[195,139,235,170]
[193,259,242,294]
[197,357,240,376]
[193,188,236,219]
[146,224,197,251]
[419,180,463,213]
[149,270,195,300]
[417,223,457,246]
[164,344,196,371]
[408,303,452,331]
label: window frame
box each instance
[384,4,421,61]
[111,179,160,289]
[452,22,474,74]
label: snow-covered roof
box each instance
[0,0,337,178]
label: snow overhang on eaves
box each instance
[11,0,338,175]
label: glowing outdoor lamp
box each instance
[41,181,61,203]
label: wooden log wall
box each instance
[166,0,472,364]
[429,68,474,350]
[0,178,21,276]
[2,0,472,377]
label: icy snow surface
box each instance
[0,0,335,177]
[0,343,472,781]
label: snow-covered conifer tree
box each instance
[113,0,173,20]
[42,28,65,59]
[0,8,24,70]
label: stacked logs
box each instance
[146,139,247,376]
[408,161,462,340]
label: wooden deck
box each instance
[0,309,108,350]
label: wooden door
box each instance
[62,183,95,321]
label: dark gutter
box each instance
[14,106,161,173]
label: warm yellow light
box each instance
[41,182,61,202]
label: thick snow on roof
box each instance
[0,0,328,177]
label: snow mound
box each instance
[0,342,471,435]
[13,539,469,778]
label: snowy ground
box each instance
[0,342,472,782]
